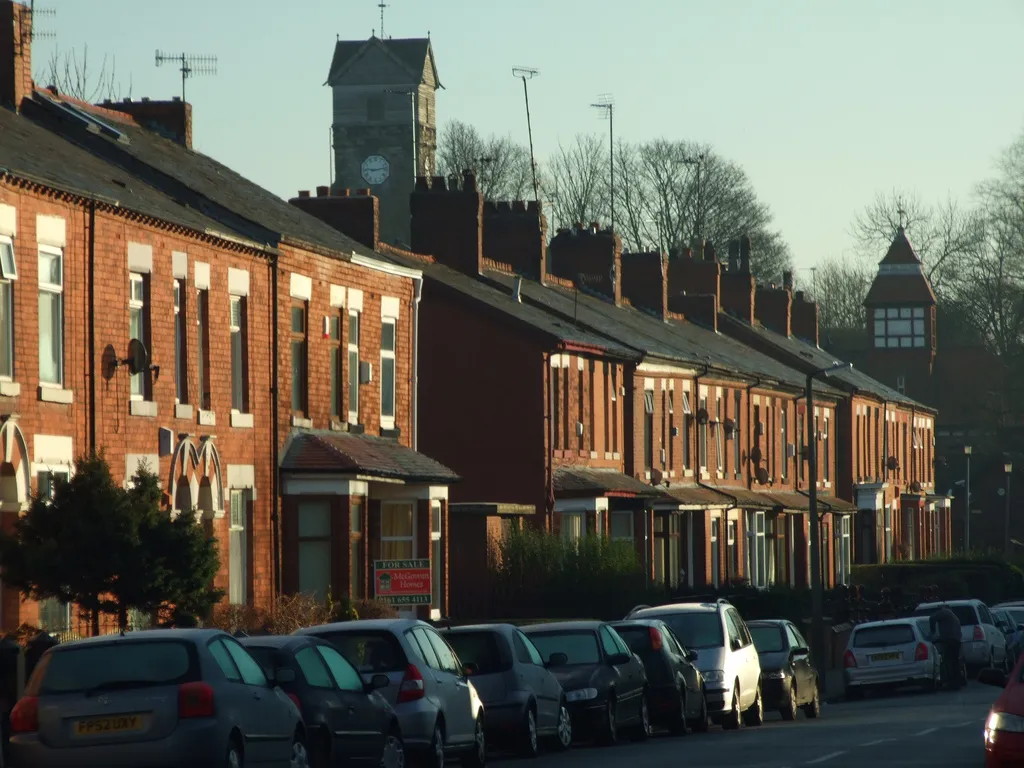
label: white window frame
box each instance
[380,315,397,430]
[129,272,146,400]
[822,415,831,484]
[38,244,64,387]
[884,505,893,562]
[745,510,767,588]
[780,407,788,480]
[836,515,852,586]
[610,510,634,542]
[715,396,724,475]
[559,511,584,543]
[228,489,248,605]
[173,279,186,404]
[710,517,720,588]
[0,236,16,381]
[348,310,361,424]
[698,396,708,473]
[229,296,246,413]
[873,306,926,349]
[37,597,72,634]
[430,500,442,618]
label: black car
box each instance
[610,619,709,734]
[746,620,820,720]
[521,620,649,745]
[240,634,404,767]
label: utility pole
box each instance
[1005,461,1014,558]
[963,445,972,552]
[591,96,615,231]
[155,51,217,103]
[512,67,540,205]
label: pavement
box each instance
[498,681,1000,768]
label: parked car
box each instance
[746,619,820,720]
[992,609,1016,640]
[913,599,1009,672]
[625,599,762,730]
[520,621,649,745]
[843,618,943,698]
[608,619,709,734]
[993,603,1024,630]
[8,628,307,768]
[439,624,571,757]
[980,660,1024,767]
[239,634,404,767]
[913,618,967,688]
[295,619,485,768]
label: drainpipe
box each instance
[270,253,281,598]
[87,199,97,454]
[545,351,555,530]
[413,276,422,450]
[745,376,763,487]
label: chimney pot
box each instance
[339,188,351,197]
[172,96,181,102]
[783,270,794,290]
[356,188,372,196]
[431,176,447,191]
[316,185,330,197]
[512,200,527,213]
[590,221,601,232]
[703,240,717,263]
[728,239,741,272]
[298,190,311,198]
[141,96,150,102]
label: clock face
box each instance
[361,154,390,185]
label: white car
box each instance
[626,599,762,729]
[843,618,944,698]
[912,599,1009,672]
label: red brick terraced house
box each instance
[0,0,457,633]
[293,172,870,611]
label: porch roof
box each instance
[661,484,735,508]
[809,492,860,513]
[715,486,778,510]
[552,466,668,499]
[280,431,460,484]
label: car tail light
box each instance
[974,625,985,642]
[843,650,857,669]
[397,664,425,703]
[915,642,929,661]
[649,627,663,651]
[10,696,38,734]
[287,693,302,713]
[178,682,215,719]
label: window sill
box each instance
[330,419,348,432]
[231,412,254,429]
[198,409,216,426]
[129,400,158,418]
[175,403,194,420]
[39,386,73,404]
[291,416,313,429]
[0,380,20,397]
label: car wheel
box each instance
[722,684,742,730]
[425,722,445,768]
[381,727,405,768]
[519,705,540,758]
[290,732,310,768]
[631,693,651,741]
[225,739,243,768]
[781,683,798,721]
[802,682,821,719]
[461,717,485,768]
[598,696,618,746]
[742,684,764,727]
[692,689,710,733]
[670,687,689,736]
[552,699,572,751]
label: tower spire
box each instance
[378,2,388,38]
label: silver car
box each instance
[912,599,1009,670]
[296,619,486,768]
[843,619,942,698]
[8,628,308,768]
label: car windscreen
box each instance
[913,605,979,625]
[242,645,284,675]
[527,631,601,665]
[610,625,654,655]
[749,625,786,653]
[444,632,510,675]
[30,640,199,695]
[645,612,724,650]
[852,625,915,648]
[309,630,407,673]
[1004,607,1024,627]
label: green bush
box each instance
[851,557,1024,605]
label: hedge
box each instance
[851,557,1024,605]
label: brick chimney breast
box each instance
[720,235,756,323]
[114,99,193,149]
[410,171,484,276]
[792,291,820,346]
[739,235,752,274]
[0,0,33,111]
[548,224,622,306]
[728,239,741,273]
[754,282,792,337]
[482,197,548,280]
[290,188,381,251]
[620,251,668,319]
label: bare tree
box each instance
[436,120,534,201]
[544,133,609,229]
[36,45,130,103]
[808,256,874,333]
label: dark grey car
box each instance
[441,624,572,757]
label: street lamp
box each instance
[964,445,972,553]
[1005,462,1014,557]
[807,360,853,680]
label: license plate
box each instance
[869,651,901,662]
[74,714,147,736]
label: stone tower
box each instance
[862,226,938,403]
[326,35,440,246]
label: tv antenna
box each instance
[591,94,615,232]
[378,2,388,38]
[155,50,217,103]
[27,1,56,41]
[512,67,540,205]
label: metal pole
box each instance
[411,92,418,180]
[521,77,539,204]
[964,452,971,553]
[609,105,615,232]
[807,373,824,676]
[1006,471,1012,558]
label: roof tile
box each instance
[281,432,459,484]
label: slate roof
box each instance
[718,314,925,409]
[326,37,439,87]
[20,91,379,259]
[662,485,734,508]
[552,467,667,499]
[879,227,922,266]
[864,275,937,305]
[280,431,460,484]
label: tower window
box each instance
[873,307,925,348]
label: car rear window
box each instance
[913,605,979,625]
[853,625,915,648]
[749,625,786,653]
[310,630,407,673]
[527,631,601,665]
[610,625,654,654]
[645,612,724,650]
[444,632,510,675]
[30,640,199,695]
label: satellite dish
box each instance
[651,467,664,485]
[724,418,737,436]
[696,408,710,425]
[125,338,150,375]
[755,467,770,485]
[885,456,899,471]
[910,480,922,493]
[750,446,763,464]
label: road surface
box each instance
[498,682,998,768]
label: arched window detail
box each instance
[168,436,224,521]
[0,418,30,509]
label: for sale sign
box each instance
[373,559,431,606]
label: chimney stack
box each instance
[114,98,193,148]
[792,291,820,346]
[783,270,794,291]
[666,242,721,329]
[719,234,755,323]
[289,187,381,251]
[548,224,622,306]
[727,240,741,273]
[739,235,751,274]
[754,282,792,336]
[482,199,548,280]
[0,1,33,112]
[410,171,484,276]
[620,251,668,318]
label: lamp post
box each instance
[807,361,853,680]
[1005,462,1013,557]
[964,445,972,553]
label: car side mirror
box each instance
[546,652,568,668]
[368,673,390,691]
[608,653,631,666]
[978,667,1009,689]
[731,638,743,651]
[685,650,698,663]
[463,662,479,677]
[791,646,809,659]
[274,667,296,685]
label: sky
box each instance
[29,0,1024,277]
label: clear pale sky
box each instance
[31,0,1024,275]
